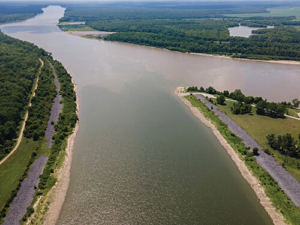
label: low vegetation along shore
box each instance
[175,87,300,225]
[0,31,78,224]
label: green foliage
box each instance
[0,31,48,161]
[38,58,77,191]
[217,95,225,105]
[267,133,299,158]
[60,2,269,22]
[256,100,286,118]
[58,2,300,61]
[185,95,300,224]
[292,98,300,108]
[23,62,56,140]
[232,102,252,115]
[0,3,45,23]
[253,147,259,155]
[0,142,40,223]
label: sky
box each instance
[1,0,295,2]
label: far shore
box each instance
[60,28,300,66]
[42,66,80,225]
[175,87,286,225]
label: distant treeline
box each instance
[60,2,271,22]
[0,31,48,161]
[0,3,45,23]
[59,2,300,61]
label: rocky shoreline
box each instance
[193,93,300,207]
[175,87,286,225]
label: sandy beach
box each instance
[42,68,80,225]
[175,87,286,225]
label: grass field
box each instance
[212,99,300,182]
[225,6,300,19]
[0,138,50,211]
[288,108,300,118]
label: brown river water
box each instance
[1,5,300,224]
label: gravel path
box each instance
[4,156,48,225]
[44,61,63,148]
[194,93,300,207]
[4,61,63,224]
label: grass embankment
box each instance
[23,58,78,224]
[288,108,300,118]
[57,23,97,32]
[0,58,56,223]
[0,139,50,223]
[0,139,47,210]
[185,95,300,224]
[209,99,300,182]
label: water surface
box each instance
[229,25,274,37]
[1,5,300,224]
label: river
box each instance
[1,5,300,224]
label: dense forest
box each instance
[23,62,56,141]
[0,3,45,23]
[0,31,48,161]
[60,2,300,61]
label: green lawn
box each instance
[0,138,50,211]
[288,108,300,118]
[215,100,300,182]
[225,6,300,19]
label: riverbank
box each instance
[43,67,80,224]
[95,36,300,66]
[175,87,286,225]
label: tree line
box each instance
[23,62,57,141]
[0,3,45,23]
[0,31,48,161]
[267,133,300,158]
[186,86,298,118]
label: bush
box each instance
[253,147,259,155]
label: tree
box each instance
[266,134,277,149]
[292,98,300,108]
[223,90,229,97]
[256,100,267,115]
[244,96,253,104]
[217,95,225,105]
[206,86,216,94]
[254,97,263,104]
[253,147,259,155]
[236,94,245,103]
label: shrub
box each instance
[253,147,259,155]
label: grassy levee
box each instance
[0,138,50,223]
[185,95,300,224]
[22,57,78,224]
[213,100,300,183]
